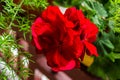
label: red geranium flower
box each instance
[64,7,98,60]
[31,6,98,71]
[31,6,83,71]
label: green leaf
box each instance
[93,1,108,17]
[95,31,115,55]
[98,40,108,55]
[108,20,115,29]
[107,52,120,62]
[81,1,93,11]
[101,39,114,50]
[92,15,100,25]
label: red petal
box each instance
[52,60,76,72]
[84,41,98,57]
[81,20,98,43]
[42,6,74,28]
[46,50,76,71]
[61,30,84,59]
[31,17,52,50]
[64,7,85,25]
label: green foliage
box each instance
[88,56,120,80]
[113,35,120,52]
[107,52,120,62]
[24,0,48,9]
[0,13,8,29]
[0,33,32,79]
[0,33,17,58]
[95,31,115,55]
[0,67,8,80]
[0,0,48,79]
[108,0,120,32]
[110,4,120,33]
[0,0,48,36]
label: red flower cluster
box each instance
[31,6,98,71]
